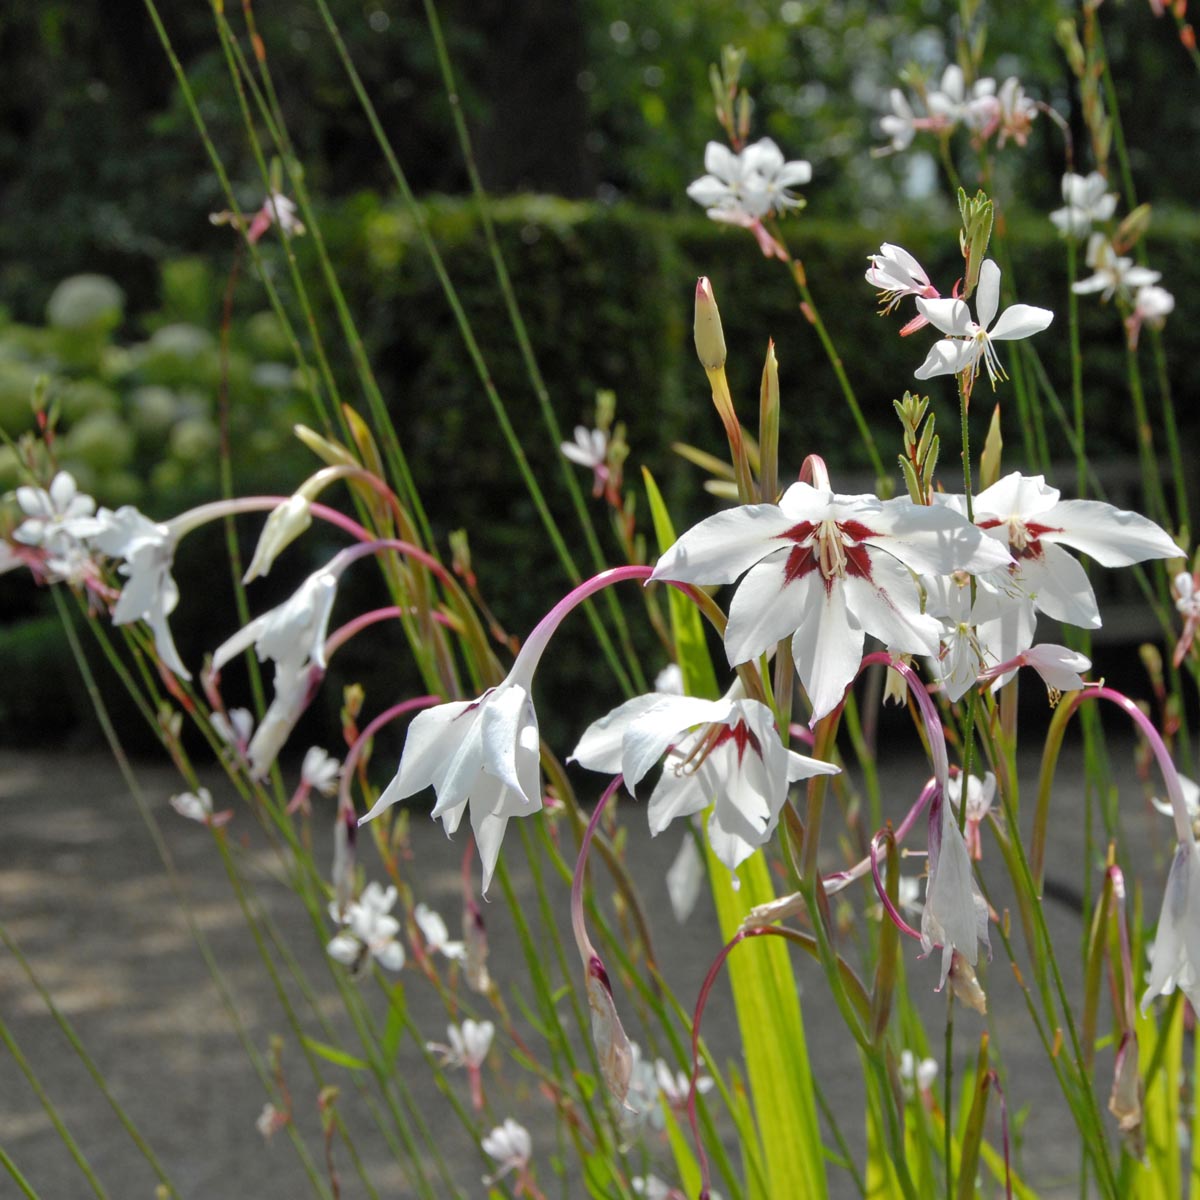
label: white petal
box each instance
[480,684,539,804]
[666,832,705,922]
[724,554,807,665]
[988,304,1054,341]
[915,297,973,336]
[1044,499,1183,567]
[650,504,797,585]
[843,555,942,656]
[868,498,1012,575]
[621,696,730,790]
[790,581,865,722]
[646,759,712,833]
[571,693,671,774]
[975,259,1001,330]
[1016,543,1100,627]
[914,339,974,380]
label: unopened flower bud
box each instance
[947,950,988,1014]
[586,956,634,1106]
[1108,1032,1143,1150]
[244,494,312,582]
[694,277,727,371]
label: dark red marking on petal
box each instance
[712,720,763,765]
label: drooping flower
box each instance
[571,687,838,872]
[649,467,1011,721]
[360,664,543,893]
[964,471,1183,631]
[327,881,406,973]
[915,259,1054,387]
[1073,234,1161,302]
[1050,172,1118,239]
[414,902,466,961]
[427,1018,494,1070]
[243,494,312,582]
[991,77,1038,147]
[169,787,232,828]
[922,785,990,990]
[90,505,190,678]
[1141,839,1200,1013]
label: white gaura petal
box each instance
[867,499,1012,575]
[686,177,732,208]
[915,297,973,336]
[843,556,943,656]
[914,338,973,380]
[703,141,738,179]
[571,693,671,774]
[988,304,1054,341]
[790,581,865,723]
[975,259,1002,330]
[650,504,799,585]
[1016,542,1100,627]
[724,554,807,665]
[622,696,730,790]
[1044,499,1183,566]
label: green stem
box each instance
[0,1147,41,1200]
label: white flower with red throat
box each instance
[965,471,1183,631]
[571,682,837,873]
[915,259,1053,387]
[649,458,1011,721]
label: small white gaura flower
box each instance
[1073,233,1161,302]
[14,471,104,553]
[666,830,705,923]
[921,786,990,990]
[256,1102,288,1140]
[242,192,306,244]
[1018,644,1092,694]
[1142,839,1200,1014]
[650,465,1011,721]
[880,88,918,151]
[865,244,939,324]
[481,1118,533,1187]
[915,259,1054,387]
[414,902,466,961]
[687,138,811,222]
[1174,571,1200,668]
[212,707,254,754]
[1126,284,1175,349]
[91,505,190,678]
[243,494,312,582]
[561,426,607,470]
[928,66,996,131]
[571,685,838,873]
[992,77,1037,147]
[427,1019,494,1072]
[327,881,406,973]
[1050,172,1118,239]
[654,1057,714,1109]
[899,1049,939,1095]
[170,788,213,823]
[301,746,341,797]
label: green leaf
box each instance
[300,1035,369,1072]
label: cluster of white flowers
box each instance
[880,66,1037,152]
[326,881,406,973]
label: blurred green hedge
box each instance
[4,194,1197,747]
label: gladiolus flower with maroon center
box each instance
[649,464,1011,721]
[571,686,838,873]
[961,471,1184,632]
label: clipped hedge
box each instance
[5,194,1198,746]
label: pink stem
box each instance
[860,652,949,786]
[570,777,624,963]
[822,780,936,895]
[325,605,453,660]
[869,831,923,941]
[1071,685,1192,844]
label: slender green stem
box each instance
[0,1010,110,1199]
[0,1147,40,1200]
[0,922,181,1197]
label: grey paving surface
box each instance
[0,740,1177,1198]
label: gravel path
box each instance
[0,741,1173,1198]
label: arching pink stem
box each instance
[337,695,441,820]
[324,605,453,660]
